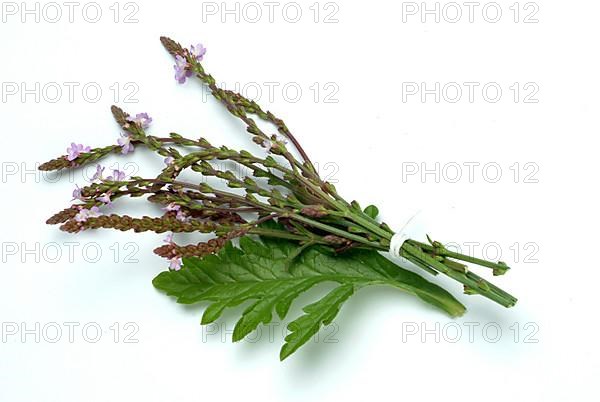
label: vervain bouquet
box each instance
[40,37,517,360]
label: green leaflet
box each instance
[280,284,354,360]
[363,205,380,219]
[152,230,466,360]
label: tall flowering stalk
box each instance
[40,37,517,358]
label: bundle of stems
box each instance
[40,37,516,308]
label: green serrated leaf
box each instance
[280,284,354,360]
[152,229,466,359]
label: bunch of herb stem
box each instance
[39,37,516,309]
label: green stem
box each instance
[409,239,510,273]
[288,213,385,250]
[401,242,517,307]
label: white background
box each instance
[1,1,598,401]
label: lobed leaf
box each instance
[153,226,465,359]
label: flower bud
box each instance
[300,205,329,218]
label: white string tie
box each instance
[389,210,421,258]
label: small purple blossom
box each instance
[164,233,174,244]
[162,203,188,221]
[169,257,182,271]
[176,210,189,222]
[74,206,101,222]
[117,133,135,155]
[174,55,192,84]
[190,43,206,62]
[128,113,153,129]
[97,192,113,207]
[66,143,91,161]
[92,165,105,181]
[107,169,127,181]
[164,156,175,166]
[163,203,180,212]
[264,135,288,152]
[71,185,84,201]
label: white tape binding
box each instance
[389,232,410,258]
[389,211,421,258]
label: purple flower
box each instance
[164,233,174,244]
[92,165,105,181]
[164,156,175,166]
[107,169,127,181]
[190,43,206,62]
[176,210,189,222]
[174,55,192,84]
[71,185,84,201]
[128,113,153,129]
[264,135,288,152]
[169,257,182,271]
[97,192,113,207]
[162,203,187,221]
[74,206,101,222]
[117,133,135,155]
[162,203,180,212]
[66,143,91,161]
